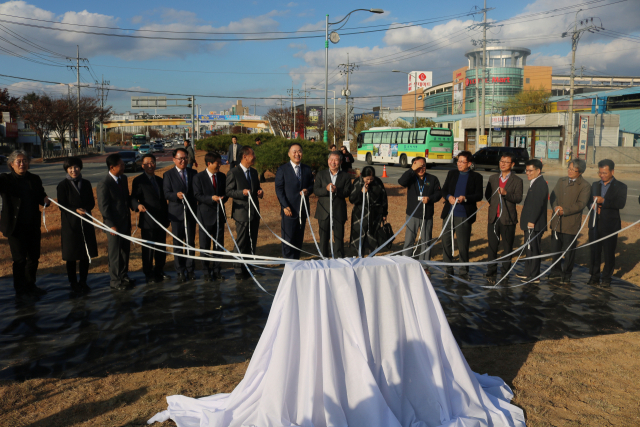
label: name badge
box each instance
[418,197,425,201]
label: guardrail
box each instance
[42,146,100,160]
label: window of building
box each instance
[526,78,530,84]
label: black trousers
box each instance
[66,259,89,285]
[7,227,41,294]
[523,229,542,278]
[589,226,618,280]
[318,218,345,258]
[200,221,225,274]
[171,218,197,275]
[141,228,167,278]
[550,232,578,275]
[281,215,306,259]
[106,227,131,287]
[441,216,472,273]
[234,218,260,274]
[486,221,516,276]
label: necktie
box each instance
[245,169,251,188]
[212,174,217,193]
[181,169,187,188]
[295,165,301,181]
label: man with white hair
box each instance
[0,150,50,298]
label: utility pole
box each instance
[287,84,300,138]
[300,83,312,139]
[190,96,195,141]
[562,12,603,164]
[339,52,357,146]
[76,46,81,150]
[95,75,110,154]
[481,1,487,143]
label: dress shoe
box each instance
[212,271,223,280]
[515,273,528,279]
[548,271,563,280]
[176,273,187,283]
[445,268,454,276]
[110,283,131,290]
[29,286,48,296]
[600,278,612,286]
[588,275,600,285]
[70,282,83,293]
[203,273,211,282]
[522,276,540,284]
[78,281,91,293]
[123,277,136,286]
[145,275,156,284]
[188,272,197,281]
[155,273,171,282]
[483,272,497,279]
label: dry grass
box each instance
[2,150,640,426]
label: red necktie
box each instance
[212,174,217,193]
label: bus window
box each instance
[364,133,373,145]
[390,132,398,144]
[430,129,453,137]
[381,132,391,144]
[415,131,426,143]
[357,133,364,148]
[409,131,416,144]
[373,132,382,144]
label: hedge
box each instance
[196,134,330,174]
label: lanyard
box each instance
[415,176,425,196]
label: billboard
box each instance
[578,116,589,159]
[453,82,464,114]
[408,71,432,93]
[131,96,167,109]
[306,106,323,130]
[5,122,18,138]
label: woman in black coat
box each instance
[340,145,354,173]
[57,156,98,293]
[349,166,388,256]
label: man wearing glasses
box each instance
[517,159,548,283]
[398,157,442,268]
[164,148,199,283]
[440,151,483,278]
[484,153,523,282]
[549,158,591,282]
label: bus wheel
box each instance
[399,154,408,168]
[366,153,373,165]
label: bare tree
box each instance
[265,107,293,137]
[0,88,20,120]
[20,93,54,147]
[50,97,75,147]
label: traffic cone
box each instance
[382,165,388,178]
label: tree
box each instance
[20,92,54,146]
[265,107,294,138]
[0,88,20,121]
[501,86,551,115]
[50,97,75,147]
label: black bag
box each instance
[376,220,395,251]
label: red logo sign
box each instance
[419,73,427,81]
[465,78,469,87]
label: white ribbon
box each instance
[358,190,366,258]
[132,212,139,237]
[368,201,422,257]
[302,196,324,259]
[42,205,48,232]
[329,190,334,259]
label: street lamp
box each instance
[324,8,384,144]
[393,70,418,128]
[311,87,337,144]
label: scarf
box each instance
[66,173,83,193]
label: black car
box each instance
[472,146,529,174]
[119,150,142,172]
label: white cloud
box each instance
[288,43,307,50]
[287,2,298,7]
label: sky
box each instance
[1,0,639,116]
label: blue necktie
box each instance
[182,169,187,189]
[245,169,251,188]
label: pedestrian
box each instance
[57,156,98,293]
[329,144,336,151]
[193,151,228,281]
[131,153,170,284]
[517,159,549,283]
[227,136,243,169]
[340,145,354,173]
[314,151,354,258]
[398,157,442,268]
[164,148,199,283]
[97,153,134,290]
[0,150,50,298]
[274,142,314,259]
[440,151,484,277]
[254,137,266,183]
[349,166,388,256]
[184,139,198,170]
[310,137,316,142]
[588,159,627,286]
[226,146,264,280]
[549,158,591,281]
[484,152,523,281]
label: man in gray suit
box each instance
[227,136,243,169]
[484,152,523,281]
[313,151,354,258]
[97,153,134,290]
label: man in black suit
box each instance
[163,148,198,283]
[97,153,134,290]
[131,154,170,284]
[226,146,263,279]
[589,159,627,286]
[517,159,549,283]
[484,152,523,281]
[314,151,354,258]
[227,136,243,169]
[194,151,228,281]
[275,142,315,259]
[0,150,50,298]
[440,150,483,276]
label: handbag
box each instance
[376,220,395,251]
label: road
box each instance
[0,145,176,198]
[355,160,640,223]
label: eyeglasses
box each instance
[524,169,537,173]
[499,160,513,164]
[175,157,187,161]
[567,167,579,172]
[14,160,28,164]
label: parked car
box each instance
[138,144,151,155]
[120,150,142,172]
[163,141,173,148]
[52,143,62,151]
[154,143,164,153]
[472,146,529,174]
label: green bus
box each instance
[132,134,147,150]
[356,127,454,168]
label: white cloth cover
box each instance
[148,256,525,427]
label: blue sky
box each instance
[1,0,639,115]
